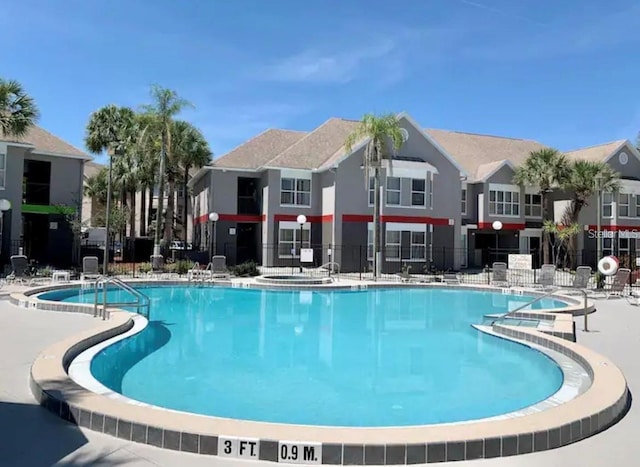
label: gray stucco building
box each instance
[1,126,89,268]
[190,111,640,272]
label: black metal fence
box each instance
[3,239,640,287]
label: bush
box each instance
[37,266,53,277]
[167,260,195,275]
[138,262,152,274]
[230,261,260,277]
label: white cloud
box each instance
[262,38,399,84]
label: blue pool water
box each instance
[41,286,567,427]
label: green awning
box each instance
[21,204,76,215]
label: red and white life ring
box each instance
[597,256,619,276]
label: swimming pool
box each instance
[41,285,568,427]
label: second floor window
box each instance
[368,177,375,205]
[386,177,401,205]
[619,194,630,217]
[280,177,311,206]
[524,194,542,217]
[411,179,426,206]
[0,152,5,189]
[602,192,613,218]
[489,189,519,216]
[461,188,467,214]
[635,196,640,216]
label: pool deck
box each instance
[0,290,638,466]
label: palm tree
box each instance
[85,105,137,273]
[513,148,570,265]
[0,78,40,137]
[172,121,212,247]
[141,85,192,254]
[344,113,406,279]
[561,160,620,265]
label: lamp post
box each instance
[0,199,11,262]
[492,220,503,264]
[596,175,603,262]
[208,212,219,263]
[297,214,307,273]
[103,148,115,275]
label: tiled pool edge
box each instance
[25,286,628,464]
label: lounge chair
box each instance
[572,266,592,290]
[604,268,631,299]
[6,255,34,285]
[537,264,556,289]
[81,256,101,281]
[148,255,167,279]
[443,272,461,284]
[491,262,509,287]
[210,255,231,278]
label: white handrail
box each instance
[93,276,151,320]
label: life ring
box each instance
[597,256,619,276]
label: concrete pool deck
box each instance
[0,293,637,466]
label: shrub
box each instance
[167,260,194,275]
[230,261,260,277]
[37,266,53,277]
[138,262,152,274]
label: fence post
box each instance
[359,245,363,281]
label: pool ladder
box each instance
[93,276,151,320]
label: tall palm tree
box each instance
[561,160,620,265]
[344,113,405,279]
[173,121,212,246]
[142,86,192,254]
[85,105,137,273]
[0,78,40,138]
[513,148,570,265]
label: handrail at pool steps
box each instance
[504,287,590,331]
[93,276,151,320]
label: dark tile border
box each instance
[26,282,626,464]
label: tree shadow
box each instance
[0,399,128,466]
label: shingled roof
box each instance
[1,125,89,158]
[425,129,546,182]
[564,140,627,162]
[212,128,307,169]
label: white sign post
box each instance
[300,248,314,263]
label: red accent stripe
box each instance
[274,214,333,223]
[195,213,265,224]
[477,222,525,230]
[342,214,451,225]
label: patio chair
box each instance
[6,255,34,285]
[572,266,592,290]
[537,264,556,289]
[443,272,461,284]
[81,256,101,281]
[491,262,509,287]
[148,255,167,279]
[604,268,631,299]
[210,255,231,278]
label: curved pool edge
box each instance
[23,282,627,464]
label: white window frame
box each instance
[602,192,613,218]
[489,189,520,217]
[367,226,373,260]
[0,151,5,190]
[410,230,426,260]
[461,187,467,215]
[410,178,426,207]
[280,176,311,207]
[368,176,375,206]
[277,221,310,258]
[618,193,630,217]
[385,229,401,260]
[385,176,401,206]
[524,193,542,218]
[385,223,427,262]
[619,237,630,257]
[428,172,433,209]
[635,196,640,217]
[603,237,614,256]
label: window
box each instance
[428,172,433,208]
[280,177,311,206]
[278,225,310,258]
[0,152,5,189]
[603,237,613,256]
[385,229,401,259]
[619,194,630,217]
[411,179,426,206]
[636,196,640,217]
[524,194,542,217]
[619,237,630,257]
[489,190,520,216]
[410,231,426,260]
[602,192,613,218]
[461,188,467,214]
[368,177,374,206]
[386,177,401,205]
[367,227,373,260]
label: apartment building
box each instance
[1,126,89,267]
[189,113,466,272]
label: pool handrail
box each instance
[505,287,590,331]
[93,276,151,320]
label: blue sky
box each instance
[2,0,639,163]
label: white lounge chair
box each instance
[81,256,101,281]
[604,268,631,299]
[491,262,509,287]
[537,264,556,289]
